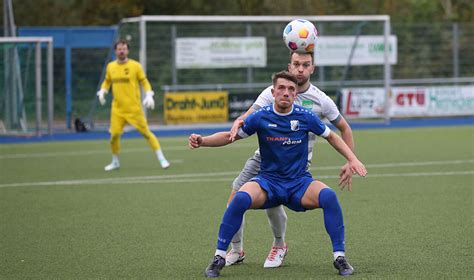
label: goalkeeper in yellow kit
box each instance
[97,40,170,171]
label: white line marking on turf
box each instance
[0,159,472,188]
[312,159,474,170]
[84,171,474,185]
[0,142,276,159]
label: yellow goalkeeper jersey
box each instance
[100,59,152,113]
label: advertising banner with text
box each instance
[342,85,474,118]
[175,37,266,69]
[164,91,228,124]
[391,86,474,116]
[341,87,387,118]
[228,93,258,120]
[314,35,397,66]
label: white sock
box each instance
[112,154,119,163]
[333,251,345,260]
[266,205,287,247]
[155,149,167,161]
[231,215,245,252]
[215,249,226,259]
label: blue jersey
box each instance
[238,104,330,180]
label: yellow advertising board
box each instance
[164,91,228,124]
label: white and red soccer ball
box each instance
[283,19,318,53]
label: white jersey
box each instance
[251,83,341,163]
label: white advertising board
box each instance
[392,86,474,117]
[341,87,386,118]
[314,36,397,66]
[342,85,474,118]
[176,37,266,69]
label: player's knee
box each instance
[141,131,151,139]
[267,206,287,221]
[110,133,120,142]
[318,187,339,209]
[228,192,252,214]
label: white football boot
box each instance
[225,250,245,266]
[263,244,287,268]
[159,159,170,169]
[104,161,120,171]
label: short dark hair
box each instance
[289,51,314,64]
[272,71,298,86]
[114,39,130,50]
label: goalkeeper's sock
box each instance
[155,149,167,161]
[111,154,119,164]
[318,188,345,253]
[217,192,252,251]
[155,149,170,169]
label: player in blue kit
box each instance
[188,71,367,278]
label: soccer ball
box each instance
[283,19,318,53]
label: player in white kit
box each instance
[225,52,356,268]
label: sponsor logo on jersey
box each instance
[302,100,313,108]
[266,136,289,141]
[268,123,277,127]
[290,120,300,131]
[266,136,302,145]
[283,138,302,145]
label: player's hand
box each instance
[229,119,244,141]
[348,159,367,178]
[97,89,107,105]
[143,91,155,109]
[338,163,353,191]
[188,133,203,149]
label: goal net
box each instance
[0,37,54,136]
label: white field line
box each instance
[0,159,472,189]
[0,140,330,159]
[313,159,474,170]
[0,143,263,159]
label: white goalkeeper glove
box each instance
[97,89,107,106]
[143,91,155,109]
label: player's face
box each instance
[271,78,297,113]
[115,43,129,61]
[287,53,314,87]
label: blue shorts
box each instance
[250,173,314,212]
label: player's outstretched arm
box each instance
[229,107,256,141]
[325,131,367,178]
[333,118,355,190]
[334,117,354,151]
[189,132,241,149]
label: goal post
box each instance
[0,37,54,136]
[102,15,392,125]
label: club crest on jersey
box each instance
[290,120,299,131]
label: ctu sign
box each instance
[395,90,425,106]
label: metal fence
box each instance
[5,20,473,130]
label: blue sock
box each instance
[318,188,345,252]
[217,192,252,251]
